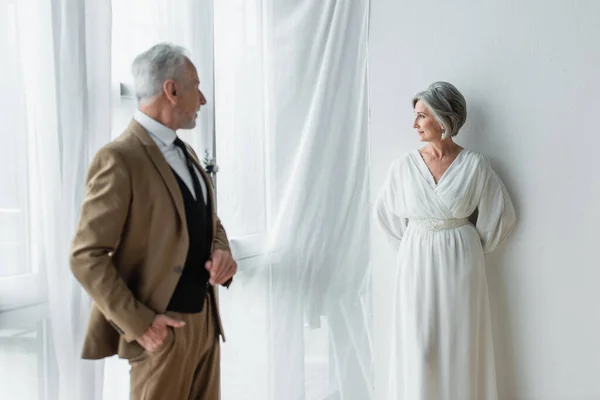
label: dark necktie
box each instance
[173,137,204,204]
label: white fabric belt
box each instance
[409,218,470,231]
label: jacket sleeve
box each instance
[70,147,155,342]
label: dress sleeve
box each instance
[475,157,517,253]
[376,160,408,252]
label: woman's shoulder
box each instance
[387,151,416,171]
[460,150,500,182]
[460,148,490,166]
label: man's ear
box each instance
[164,80,177,104]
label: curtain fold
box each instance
[217,1,373,398]
[43,0,113,399]
[0,0,111,399]
[1,0,112,397]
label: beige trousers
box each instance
[129,293,220,400]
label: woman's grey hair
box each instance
[132,43,190,102]
[412,81,467,137]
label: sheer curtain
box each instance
[216,1,373,399]
[0,2,54,399]
[46,0,113,399]
[44,0,113,399]
[0,0,112,399]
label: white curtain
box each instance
[0,0,112,399]
[0,2,55,397]
[45,0,113,399]
[216,1,373,399]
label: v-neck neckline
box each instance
[413,148,467,187]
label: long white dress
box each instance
[376,149,516,400]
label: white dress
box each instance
[376,149,516,400]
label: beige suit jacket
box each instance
[70,120,230,360]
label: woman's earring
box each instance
[441,129,448,140]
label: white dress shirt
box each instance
[134,110,207,204]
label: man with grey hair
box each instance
[70,43,237,399]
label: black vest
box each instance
[166,169,213,313]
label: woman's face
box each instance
[413,100,444,142]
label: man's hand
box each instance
[205,249,237,285]
[136,314,185,352]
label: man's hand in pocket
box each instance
[136,314,185,352]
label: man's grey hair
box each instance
[132,43,190,102]
[412,81,467,137]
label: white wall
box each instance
[369,1,600,399]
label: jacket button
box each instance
[174,266,183,273]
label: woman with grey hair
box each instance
[376,82,516,400]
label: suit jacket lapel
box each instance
[129,120,186,225]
